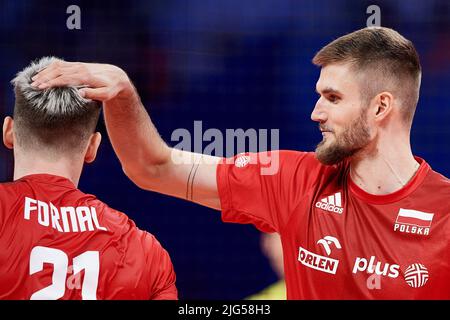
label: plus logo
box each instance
[352,256,430,288]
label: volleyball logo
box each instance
[235,155,250,168]
[404,263,429,288]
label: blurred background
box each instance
[0,0,449,299]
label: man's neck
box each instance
[13,152,82,187]
[349,139,420,195]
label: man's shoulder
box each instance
[230,150,330,170]
[414,165,450,215]
[276,149,316,160]
[423,167,450,198]
[253,149,322,170]
[0,180,30,204]
[84,197,162,249]
[83,196,132,225]
[0,179,25,190]
[276,150,344,176]
[227,150,328,178]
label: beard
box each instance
[315,109,371,165]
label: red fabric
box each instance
[0,174,177,300]
[217,150,450,299]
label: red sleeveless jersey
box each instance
[217,151,450,299]
[0,174,177,300]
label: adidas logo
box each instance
[315,192,344,214]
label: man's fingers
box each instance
[31,60,66,80]
[31,63,79,87]
[31,66,106,89]
[79,87,113,101]
[29,61,125,101]
[31,69,60,87]
[34,75,75,89]
[32,67,87,88]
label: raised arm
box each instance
[31,61,221,210]
[102,84,221,209]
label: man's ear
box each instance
[373,92,394,122]
[3,116,14,150]
[84,132,102,164]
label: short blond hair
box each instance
[11,57,101,153]
[313,27,421,126]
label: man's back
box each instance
[0,174,177,300]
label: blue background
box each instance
[0,0,449,299]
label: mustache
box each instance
[319,124,333,132]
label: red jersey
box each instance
[217,151,450,299]
[0,174,177,300]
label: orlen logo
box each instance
[298,247,339,274]
[315,192,344,214]
[298,236,342,274]
[352,256,400,278]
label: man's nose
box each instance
[311,100,328,123]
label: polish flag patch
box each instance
[395,209,434,228]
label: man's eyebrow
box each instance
[315,87,343,96]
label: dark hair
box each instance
[313,27,421,125]
[11,57,101,154]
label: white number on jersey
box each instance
[29,246,99,300]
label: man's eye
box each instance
[328,95,339,103]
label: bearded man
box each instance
[32,27,450,299]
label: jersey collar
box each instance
[348,157,430,205]
[17,174,77,189]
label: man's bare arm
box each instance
[103,94,221,209]
[32,61,221,210]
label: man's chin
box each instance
[315,144,348,166]
[315,152,340,166]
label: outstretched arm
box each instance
[32,61,221,210]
